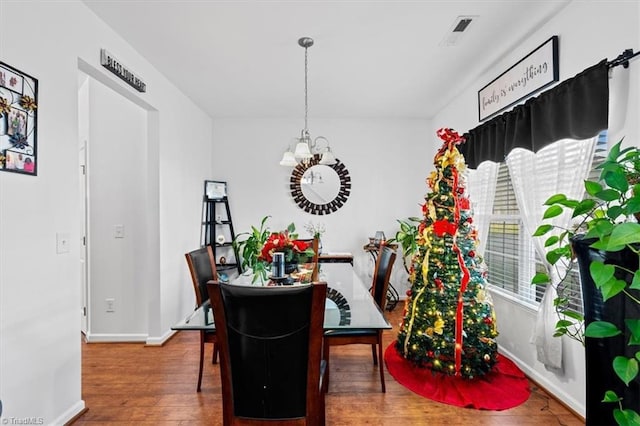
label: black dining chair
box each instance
[185,245,219,392]
[322,245,396,392]
[207,280,327,425]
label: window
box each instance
[484,132,607,311]
[485,164,541,305]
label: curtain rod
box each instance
[608,48,640,69]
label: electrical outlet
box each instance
[114,225,125,238]
[106,298,115,312]
[56,232,71,254]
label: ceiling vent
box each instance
[439,16,478,47]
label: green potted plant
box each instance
[389,217,421,274]
[532,139,640,426]
[232,215,272,283]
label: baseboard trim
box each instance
[53,400,85,425]
[84,333,147,343]
[145,329,176,346]
[526,374,585,422]
[499,347,585,420]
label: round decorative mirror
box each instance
[290,154,351,215]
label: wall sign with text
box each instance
[0,62,38,176]
[478,36,559,122]
[100,49,147,93]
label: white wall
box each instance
[0,1,213,423]
[212,118,433,292]
[432,0,640,417]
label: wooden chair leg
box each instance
[371,344,378,365]
[197,337,205,392]
[377,332,385,393]
[323,341,330,393]
[212,342,218,364]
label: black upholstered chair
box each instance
[323,245,396,392]
[185,245,219,392]
[207,280,327,425]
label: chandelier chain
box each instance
[304,45,309,132]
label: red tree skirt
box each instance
[384,341,531,410]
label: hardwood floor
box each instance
[75,308,584,425]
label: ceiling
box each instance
[82,0,571,120]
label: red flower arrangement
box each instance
[258,229,314,264]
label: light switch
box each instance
[114,225,125,238]
[56,232,70,254]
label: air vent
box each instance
[439,16,478,47]
[453,18,473,32]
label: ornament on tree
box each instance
[396,127,499,379]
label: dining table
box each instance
[172,262,391,332]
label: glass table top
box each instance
[172,262,391,331]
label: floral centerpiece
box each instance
[233,217,315,283]
[259,227,314,272]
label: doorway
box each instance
[77,61,158,342]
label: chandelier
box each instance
[280,37,336,167]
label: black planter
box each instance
[571,235,640,426]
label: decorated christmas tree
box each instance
[395,128,499,379]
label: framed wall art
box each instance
[204,180,227,200]
[478,36,559,122]
[0,62,38,175]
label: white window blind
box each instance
[485,164,541,305]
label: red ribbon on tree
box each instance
[451,167,470,376]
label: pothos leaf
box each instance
[544,193,567,205]
[572,199,597,217]
[562,310,584,322]
[543,205,563,219]
[631,271,640,291]
[585,180,603,196]
[596,189,622,202]
[531,272,550,285]
[626,319,640,346]
[601,278,627,301]
[608,223,640,249]
[604,168,629,193]
[544,235,559,247]
[533,224,554,236]
[613,408,640,426]
[590,262,615,288]
[613,356,638,386]
[602,390,621,403]
[585,321,622,338]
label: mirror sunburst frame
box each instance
[289,154,351,215]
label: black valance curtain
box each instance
[460,59,609,169]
